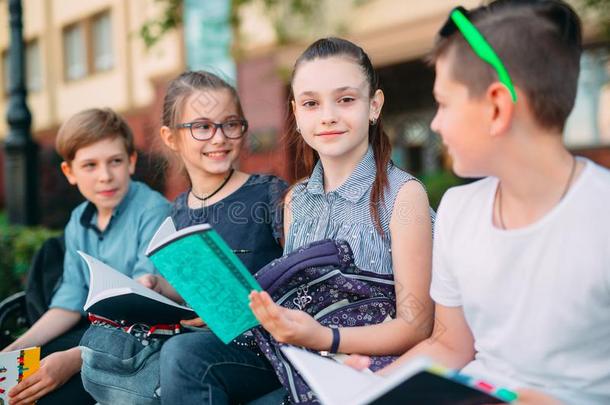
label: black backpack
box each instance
[25,234,65,324]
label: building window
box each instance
[92,12,113,72]
[564,46,610,147]
[63,24,86,81]
[26,40,42,92]
[62,10,114,81]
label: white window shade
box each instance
[64,25,86,80]
[93,13,113,72]
[26,40,42,92]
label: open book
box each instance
[0,347,40,404]
[281,346,518,405]
[80,251,196,324]
[145,217,262,344]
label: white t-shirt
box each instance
[430,158,610,405]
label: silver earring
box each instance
[296,127,301,133]
[370,118,377,126]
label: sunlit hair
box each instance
[56,108,134,163]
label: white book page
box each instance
[0,347,38,404]
[358,356,432,404]
[282,347,433,405]
[78,251,190,311]
[281,347,385,405]
[0,349,19,403]
[145,217,212,256]
[145,217,177,256]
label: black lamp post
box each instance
[4,0,38,225]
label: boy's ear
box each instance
[128,152,137,175]
[370,89,385,121]
[160,126,179,152]
[487,82,515,137]
[60,161,77,185]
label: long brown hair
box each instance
[285,37,392,234]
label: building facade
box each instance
[1,0,608,225]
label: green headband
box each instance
[450,8,517,103]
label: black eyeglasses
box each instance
[175,119,248,141]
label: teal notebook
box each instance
[145,217,262,344]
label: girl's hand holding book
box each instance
[249,291,333,351]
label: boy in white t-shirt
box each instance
[347,1,610,404]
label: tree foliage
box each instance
[138,0,610,50]
[139,0,324,49]
[580,0,610,38]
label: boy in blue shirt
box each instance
[2,108,171,404]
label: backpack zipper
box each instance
[276,270,342,306]
[313,297,392,320]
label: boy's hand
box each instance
[137,274,164,293]
[180,317,206,327]
[343,354,372,371]
[8,350,79,405]
[249,291,332,351]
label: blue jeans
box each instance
[160,330,284,405]
[79,324,164,405]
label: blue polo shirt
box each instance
[50,181,171,312]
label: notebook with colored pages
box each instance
[145,217,262,344]
[281,346,518,405]
[0,347,40,404]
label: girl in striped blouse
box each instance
[249,37,435,368]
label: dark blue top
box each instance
[171,174,288,275]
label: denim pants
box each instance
[79,323,165,405]
[159,330,284,405]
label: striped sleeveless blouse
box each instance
[285,147,418,275]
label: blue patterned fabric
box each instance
[285,147,418,275]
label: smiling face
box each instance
[431,53,494,178]
[291,56,383,161]
[164,89,244,179]
[61,137,136,217]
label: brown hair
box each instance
[286,37,392,234]
[161,70,244,129]
[429,0,582,132]
[55,108,135,162]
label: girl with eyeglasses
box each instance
[77,70,288,405]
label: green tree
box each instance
[581,0,610,38]
[139,0,326,49]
